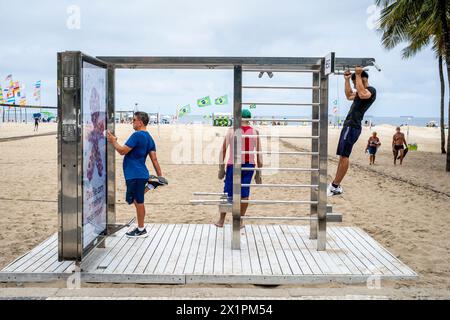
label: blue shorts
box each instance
[125,178,147,205]
[336,126,362,158]
[368,146,377,155]
[224,164,255,199]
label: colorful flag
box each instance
[197,96,211,107]
[6,90,15,104]
[34,80,41,101]
[0,85,3,103]
[249,104,257,109]
[19,96,27,106]
[179,104,191,117]
[214,95,228,105]
[12,81,20,96]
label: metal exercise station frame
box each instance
[58,52,378,262]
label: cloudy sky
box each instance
[0,0,447,118]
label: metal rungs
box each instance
[190,200,229,205]
[241,200,317,205]
[241,167,318,172]
[193,192,227,196]
[242,86,320,90]
[242,102,320,107]
[241,184,318,188]
[241,151,318,155]
[242,213,342,222]
[251,118,319,123]
[242,135,319,139]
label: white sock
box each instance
[138,226,145,232]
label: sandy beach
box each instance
[0,122,449,299]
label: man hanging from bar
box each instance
[328,67,377,196]
[107,111,168,237]
[215,109,263,228]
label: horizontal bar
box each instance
[242,135,319,139]
[242,213,342,222]
[242,216,313,221]
[242,86,319,90]
[242,102,320,107]
[241,167,318,172]
[241,184,318,188]
[193,192,227,196]
[190,200,229,205]
[241,200,317,204]
[241,151,318,155]
[251,118,319,123]
[243,69,320,73]
[0,103,58,109]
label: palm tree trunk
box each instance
[439,0,450,171]
[439,55,447,154]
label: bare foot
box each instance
[214,221,224,228]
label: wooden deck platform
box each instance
[0,224,417,285]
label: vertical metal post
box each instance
[106,65,116,229]
[232,65,242,250]
[309,71,320,239]
[317,61,329,251]
[58,51,82,261]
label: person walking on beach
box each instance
[215,109,263,228]
[328,67,377,196]
[34,116,39,132]
[365,132,381,165]
[392,126,408,166]
[107,111,167,238]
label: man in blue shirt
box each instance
[107,111,167,238]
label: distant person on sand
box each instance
[107,111,168,238]
[216,109,263,228]
[392,127,408,166]
[328,67,377,196]
[34,117,39,132]
[365,132,381,165]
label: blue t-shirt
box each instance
[123,131,156,180]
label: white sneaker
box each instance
[327,183,343,197]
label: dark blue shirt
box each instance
[123,131,156,180]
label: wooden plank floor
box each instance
[0,224,418,284]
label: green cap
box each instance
[242,109,252,119]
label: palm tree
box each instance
[376,0,450,169]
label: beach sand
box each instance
[0,122,449,299]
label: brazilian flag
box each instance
[214,95,228,105]
[197,96,211,107]
[179,104,191,117]
[249,104,257,109]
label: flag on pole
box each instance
[179,104,191,117]
[12,81,20,96]
[34,80,41,101]
[249,104,257,109]
[214,95,228,105]
[0,85,3,103]
[19,96,27,106]
[197,96,211,107]
[6,90,15,104]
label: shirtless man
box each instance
[392,127,407,166]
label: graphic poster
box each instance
[82,61,107,249]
